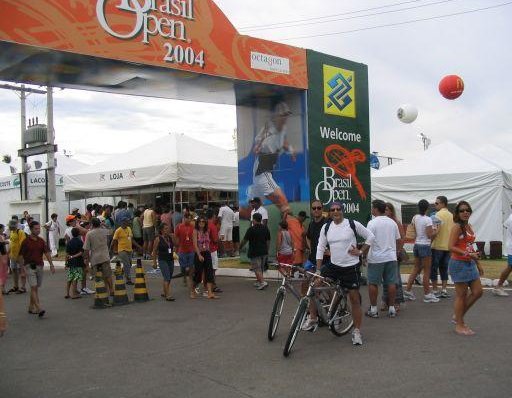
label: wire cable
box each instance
[241,0,457,32]
[239,0,425,30]
[275,1,512,41]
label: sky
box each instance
[0,0,511,166]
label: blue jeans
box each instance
[383,261,404,303]
[431,249,450,282]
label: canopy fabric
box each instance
[472,144,512,189]
[64,133,238,194]
[372,141,505,246]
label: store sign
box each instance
[307,51,371,223]
[250,52,290,75]
[96,0,205,68]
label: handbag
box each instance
[405,216,417,240]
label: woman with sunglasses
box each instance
[192,216,219,299]
[448,201,483,336]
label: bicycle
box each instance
[283,270,354,357]
[267,263,305,341]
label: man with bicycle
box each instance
[305,201,374,346]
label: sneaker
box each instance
[433,290,442,298]
[352,329,363,345]
[79,289,88,295]
[423,293,440,303]
[253,281,261,287]
[403,290,416,301]
[440,290,451,298]
[388,309,397,318]
[365,308,379,318]
[301,317,318,332]
[83,287,95,294]
[257,281,269,290]
[492,287,509,297]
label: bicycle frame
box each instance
[303,271,343,326]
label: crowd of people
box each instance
[0,195,511,342]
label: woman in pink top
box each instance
[448,201,483,336]
[192,216,218,300]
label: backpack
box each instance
[324,218,359,241]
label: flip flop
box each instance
[38,310,46,318]
[65,295,70,299]
[455,328,475,336]
[71,296,82,300]
[165,297,176,301]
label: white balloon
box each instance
[397,104,418,124]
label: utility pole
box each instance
[46,86,57,203]
[20,85,28,200]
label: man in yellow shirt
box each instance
[112,216,141,285]
[431,196,454,298]
[7,219,27,294]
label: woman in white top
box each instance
[403,199,439,303]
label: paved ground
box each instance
[1,267,511,398]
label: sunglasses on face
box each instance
[330,208,342,212]
[434,202,440,205]
[458,208,471,214]
[312,206,322,210]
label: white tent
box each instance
[64,133,238,195]
[371,141,504,247]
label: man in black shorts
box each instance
[305,202,374,346]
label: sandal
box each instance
[38,310,46,318]
[71,296,82,300]
[65,295,70,299]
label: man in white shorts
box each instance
[246,102,296,217]
[217,202,234,257]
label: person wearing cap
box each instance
[306,202,374,346]
[112,216,142,285]
[6,218,27,295]
[246,101,295,217]
[249,197,268,227]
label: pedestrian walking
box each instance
[65,228,85,299]
[431,196,454,298]
[19,221,55,317]
[83,218,113,296]
[152,224,176,301]
[382,202,405,311]
[192,216,219,299]
[44,213,61,257]
[365,200,401,318]
[239,213,271,290]
[112,216,141,285]
[448,201,483,335]
[217,201,234,257]
[7,219,27,295]
[176,214,196,290]
[142,204,157,259]
[403,199,439,303]
[493,207,512,296]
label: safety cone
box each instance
[133,259,150,302]
[113,261,130,306]
[92,265,111,309]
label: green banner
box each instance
[306,50,371,223]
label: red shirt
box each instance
[208,221,219,252]
[19,235,49,266]
[175,223,194,253]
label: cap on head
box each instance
[250,197,261,204]
[65,215,76,223]
[298,211,309,219]
[330,201,344,210]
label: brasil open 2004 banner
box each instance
[307,50,371,223]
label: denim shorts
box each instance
[158,259,174,282]
[508,255,512,267]
[448,258,479,283]
[179,252,195,272]
[367,261,398,286]
[413,244,432,258]
[431,249,450,281]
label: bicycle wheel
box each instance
[268,288,286,341]
[283,297,308,357]
[329,294,354,337]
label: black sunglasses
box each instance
[458,208,471,213]
[330,207,342,212]
[312,206,322,210]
